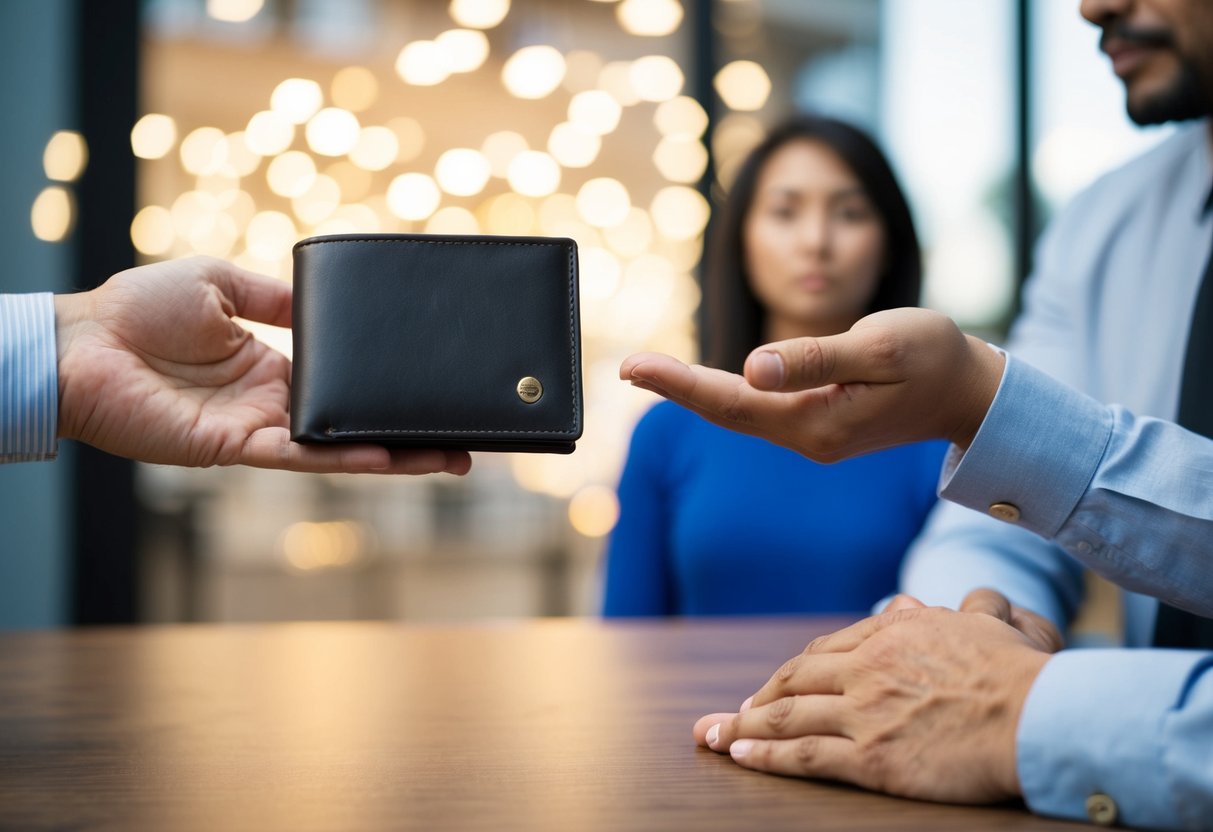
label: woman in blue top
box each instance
[603,115,947,616]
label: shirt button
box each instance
[1085,793,1118,826]
[988,502,1021,523]
[1074,540,1092,554]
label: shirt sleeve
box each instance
[0,293,58,463]
[1018,649,1213,829]
[942,357,1213,826]
[897,360,1087,630]
[941,354,1213,618]
[601,405,677,616]
[897,500,1086,631]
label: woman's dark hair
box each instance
[704,115,922,373]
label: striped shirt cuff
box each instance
[0,293,58,462]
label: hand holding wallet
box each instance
[290,233,583,454]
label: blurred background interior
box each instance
[0,0,1170,629]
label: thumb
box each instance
[742,326,905,393]
[202,257,293,328]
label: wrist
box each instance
[948,335,1005,450]
[53,291,92,358]
[53,290,95,439]
[1000,649,1052,798]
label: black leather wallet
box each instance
[290,233,583,453]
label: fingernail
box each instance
[730,739,754,761]
[739,696,753,713]
[750,351,785,389]
[706,723,721,749]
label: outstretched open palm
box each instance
[620,308,1003,462]
[55,257,469,475]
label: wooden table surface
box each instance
[0,618,1087,831]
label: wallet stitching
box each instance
[565,242,581,435]
[299,238,581,438]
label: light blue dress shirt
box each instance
[903,120,1213,829]
[0,293,58,462]
[942,356,1213,830]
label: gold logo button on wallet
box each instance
[516,377,543,404]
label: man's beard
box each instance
[1102,23,1211,125]
[1127,56,1209,125]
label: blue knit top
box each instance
[602,402,947,616]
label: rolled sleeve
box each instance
[0,293,58,462]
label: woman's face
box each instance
[743,138,888,338]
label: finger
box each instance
[799,611,905,656]
[742,328,905,393]
[883,593,927,613]
[204,259,293,328]
[727,734,860,785]
[693,712,737,747]
[627,379,667,397]
[1009,607,1065,653]
[746,651,849,710]
[958,588,1063,652]
[959,587,1014,623]
[748,610,931,709]
[623,354,782,434]
[239,427,469,474]
[706,695,850,752]
[620,351,685,380]
[623,354,732,401]
[427,449,473,476]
